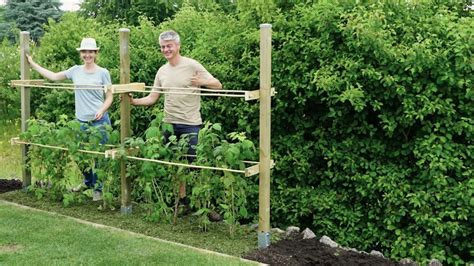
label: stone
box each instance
[370,250,384,258]
[271,228,285,234]
[248,223,258,231]
[302,228,316,239]
[342,247,359,253]
[285,226,300,238]
[428,259,442,266]
[399,258,418,266]
[319,235,339,248]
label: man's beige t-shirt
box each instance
[154,57,214,125]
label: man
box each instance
[130,30,222,213]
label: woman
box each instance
[27,37,113,201]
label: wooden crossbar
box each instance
[10,137,106,156]
[10,79,45,86]
[244,87,276,101]
[104,147,273,177]
[108,83,146,94]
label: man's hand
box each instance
[120,93,135,105]
[190,71,208,87]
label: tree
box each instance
[79,0,237,25]
[0,0,62,42]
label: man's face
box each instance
[160,40,180,61]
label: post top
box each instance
[119,28,130,32]
[260,24,272,29]
[20,31,30,35]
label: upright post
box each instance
[119,28,132,214]
[258,24,272,248]
[20,31,31,190]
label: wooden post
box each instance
[258,24,272,248]
[119,28,132,214]
[20,31,31,190]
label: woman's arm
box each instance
[27,55,67,81]
[95,89,113,120]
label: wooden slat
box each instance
[109,82,145,94]
[245,87,276,101]
[10,79,44,87]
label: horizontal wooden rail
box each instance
[105,148,265,177]
[10,137,106,156]
[10,80,276,101]
[145,86,249,94]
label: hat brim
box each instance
[76,47,100,51]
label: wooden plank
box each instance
[119,28,132,214]
[105,148,138,159]
[109,82,145,94]
[20,31,31,189]
[258,23,272,248]
[10,137,20,145]
[245,87,276,101]
[10,79,44,86]
[245,164,260,177]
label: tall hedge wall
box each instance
[21,1,473,264]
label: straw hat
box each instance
[76,38,100,51]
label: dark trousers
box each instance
[163,123,200,162]
[79,113,111,191]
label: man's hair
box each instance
[159,30,180,44]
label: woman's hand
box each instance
[26,54,35,66]
[95,110,105,120]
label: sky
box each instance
[0,0,83,12]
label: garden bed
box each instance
[244,236,405,266]
[0,179,22,194]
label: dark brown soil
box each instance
[0,179,22,194]
[244,237,401,266]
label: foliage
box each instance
[78,0,237,26]
[0,39,20,119]
[10,0,473,264]
[121,112,257,234]
[0,0,62,42]
[20,115,120,209]
[268,1,473,264]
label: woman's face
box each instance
[80,50,97,64]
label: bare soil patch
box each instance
[0,179,22,194]
[244,237,402,266]
[0,244,23,253]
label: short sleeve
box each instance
[64,65,79,80]
[152,70,161,91]
[101,68,112,85]
[194,61,213,80]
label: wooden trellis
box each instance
[15,24,273,248]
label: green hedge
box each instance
[19,1,473,264]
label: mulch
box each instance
[0,179,22,194]
[244,237,403,266]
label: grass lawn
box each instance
[0,201,257,265]
[0,119,21,179]
[0,191,258,257]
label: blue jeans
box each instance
[79,113,111,191]
[163,124,200,163]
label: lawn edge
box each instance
[0,199,266,265]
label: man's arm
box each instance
[191,72,222,89]
[130,92,160,106]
